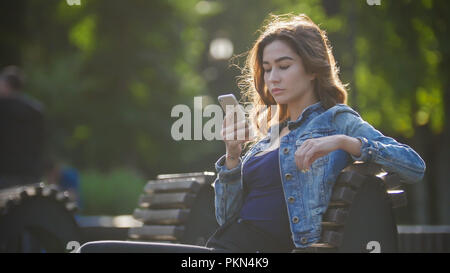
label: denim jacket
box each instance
[213,102,426,249]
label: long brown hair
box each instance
[235,13,348,144]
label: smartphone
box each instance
[218,94,254,140]
[217,94,246,116]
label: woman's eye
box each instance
[264,65,289,73]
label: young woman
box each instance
[204,13,426,252]
[78,13,425,253]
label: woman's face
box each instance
[262,39,316,105]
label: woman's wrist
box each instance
[226,153,239,161]
[224,145,241,170]
[225,144,242,158]
[339,135,362,157]
[225,154,240,170]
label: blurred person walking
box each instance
[0,66,45,189]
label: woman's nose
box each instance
[268,69,281,83]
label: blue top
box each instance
[239,148,293,247]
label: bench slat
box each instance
[388,190,407,208]
[128,225,184,241]
[292,243,337,253]
[322,208,349,227]
[321,230,343,247]
[336,171,366,189]
[330,186,355,205]
[344,162,384,176]
[138,192,196,209]
[133,208,190,225]
[144,179,202,194]
[156,172,215,182]
[382,173,404,189]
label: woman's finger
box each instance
[223,127,250,141]
[302,141,316,170]
[295,152,302,170]
[223,119,247,133]
[303,149,314,170]
[295,145,306,170]
[295,140,313,171]
[223,122,238,139]
[233,120,247,131]
[224,112,245,127]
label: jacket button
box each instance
[288,196,295,203]
[301,237,308,244]
[283,147,289,154]
[292,216,299,224]
[285,173,292,180]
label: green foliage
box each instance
[1,0,448,218]
[80,168,145,215]
[69,15,96,54]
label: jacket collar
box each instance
[287,101,324,130]
[266,101,324,135]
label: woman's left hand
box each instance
[295,135,361,171]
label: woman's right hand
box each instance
[221,110,254,165]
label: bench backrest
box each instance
[129,164,406,253]
[294,162,406,252]
[128,172,218,245]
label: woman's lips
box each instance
[272,88,284,95]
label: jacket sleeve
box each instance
[213,154,244,226]
[333,107,426,183]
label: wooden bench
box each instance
[128,172,218,246]
[0,182,81,252]
[128,163,406,253]
[293,162,406,253]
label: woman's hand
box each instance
[221,110,255,169]
[221,111,254,153]
[295,135,362,171]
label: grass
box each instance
[80,168,146,216]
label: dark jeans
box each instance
[206,216,293,253]
[78,217,292,253]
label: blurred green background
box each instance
[1,0,448,223]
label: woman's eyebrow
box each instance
[262,56,294,64]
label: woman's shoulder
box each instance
[323,103,361,119]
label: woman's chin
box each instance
[272,96,289,105]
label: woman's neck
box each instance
[287,92,319,122]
